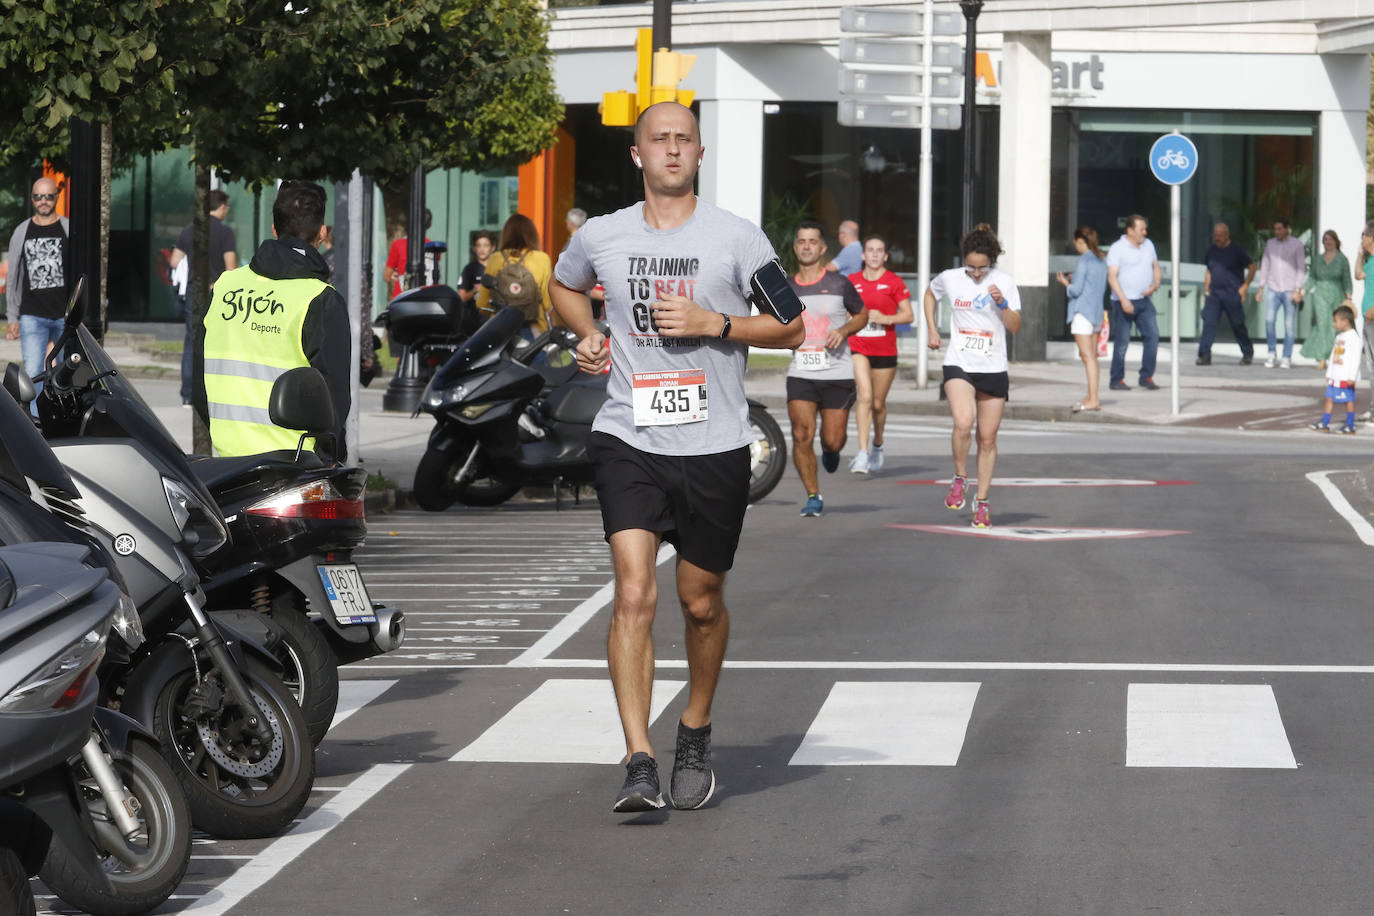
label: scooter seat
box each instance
[189,450,325,489]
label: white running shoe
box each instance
[849,450,870,475]
[1279,358,1291,369]
[1264,354,1277,368]
[868,445,884,474]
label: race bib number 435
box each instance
[632,369,709,426]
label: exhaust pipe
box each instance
[371,605,406,653]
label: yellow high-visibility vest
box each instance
[202,266,325,456]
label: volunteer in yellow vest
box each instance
[196,180,351,460]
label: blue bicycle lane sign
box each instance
[1150,132,1198,185]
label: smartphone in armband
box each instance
[749,260,805,324]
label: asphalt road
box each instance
[34,381,1374,916]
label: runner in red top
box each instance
[846,236,913,475]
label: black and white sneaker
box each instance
[612,752,664,812]
[668,721,716,810]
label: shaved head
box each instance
[634,101,699,147]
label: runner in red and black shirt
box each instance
[846,235,913,475]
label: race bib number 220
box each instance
[632,369,709,426]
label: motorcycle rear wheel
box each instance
[414,444,522,510]
[152,657,314,840]
[41,736,191,916]
[746,404,787,503]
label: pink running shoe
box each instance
[945,476,967,511]
[971,499,991,528]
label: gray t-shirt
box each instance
[786,271,866,380]
[554,199,776,456]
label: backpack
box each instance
[492,251,543,322]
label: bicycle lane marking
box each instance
[178,763,411,916]
[1305,469,1374,546]
[507,543,677,667]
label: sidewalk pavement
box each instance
[0,322,1348,505]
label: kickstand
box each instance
[554,477,563,512]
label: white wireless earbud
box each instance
[632,153,642,168]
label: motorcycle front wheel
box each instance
[215,606,339,749]
[152,657,314,840]
[414,443,522,510]
[746,404,787,503]
[41,736,191,916]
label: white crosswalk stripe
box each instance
[448,677,1301,770]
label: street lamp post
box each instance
[959,0,983,235]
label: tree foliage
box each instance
[0,0,563,186]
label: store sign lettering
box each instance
[977,51,1106,92]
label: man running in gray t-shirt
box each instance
[551,101,804,813]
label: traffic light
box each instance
[651,48,695,107]
[600,28,694,126]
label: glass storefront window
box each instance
[1048,108,1317,342]
[761,102,998,274]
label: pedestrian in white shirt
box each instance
[1105,214,1163,391]
[1254,217,1307,368]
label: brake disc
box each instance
[196,690,284,779]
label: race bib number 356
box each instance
[632,369,709,426]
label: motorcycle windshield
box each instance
[430,306,525,391]
[71,325,220,510]
[0,376,79,498]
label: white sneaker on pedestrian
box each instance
[849,450,870,475]
[1264,354,1276,368]
[868,445,884,474]
[1279,358,1291,369]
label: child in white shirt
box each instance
[1312,304,1361,434]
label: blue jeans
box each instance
[1264,289,1297,359]
[20,314,65,411]
[1109,297,1159,385]
[1197,291,1254,360]
[177,295,194,403]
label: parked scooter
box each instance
[26,297,314,840]
[410,306,789,510]
[191,367,406,746]
[0,370,192,916]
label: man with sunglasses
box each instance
[5,178,70,404]
[198,180,351,461]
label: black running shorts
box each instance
[785,376,858,410]
[861,354,898,370]
[942,364,1010,400]
[587,431,751,573]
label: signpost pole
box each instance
[1170,181,1181,416]
[915,0,933,391]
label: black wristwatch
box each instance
[719,314,732,339]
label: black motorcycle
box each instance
[409,306,788,511]
[190,372,405,747]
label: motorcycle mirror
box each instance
[268,366,336,435]
[3,363,35,404]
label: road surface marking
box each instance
[790,681,980,766]
[179,763,411,915]
[328,680,396,732]
[1126,683,1296,768]
[509,543,677,666]
[506,658,1374,674]
[889,524,1189,541]
[898,477,1195,487]
[1305,469,1374,546]
[451,678,685,763]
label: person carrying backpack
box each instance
[476,212,553,339]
